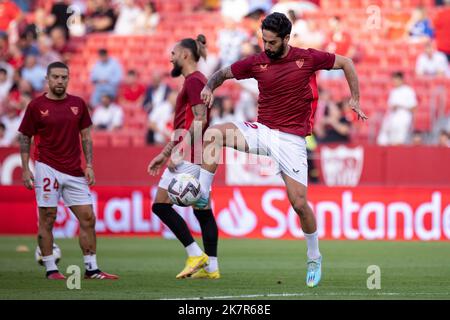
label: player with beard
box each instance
[195,13,368,287]
[18,62,118,280]
[147,35,219,279]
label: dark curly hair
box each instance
[261,12,292,39]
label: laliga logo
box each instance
[217,189,257,236]
[321,146,364,186]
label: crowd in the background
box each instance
[0,0,449,149]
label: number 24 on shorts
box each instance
[43,178,59,191]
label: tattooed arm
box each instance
[201,66,235,108]
[19,133,34,189]
[80,127,95,185]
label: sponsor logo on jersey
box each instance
[296,59,304,69]
[260,64,268,71]
[40,109,49,117]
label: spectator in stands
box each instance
[92,94,124,131]
[315,100,352,144]
[114,0,141,35]
[85,0,117,33]
[433,0,450,61]
[0,0,22,33]
[36,35,62,67]
[406,6,434,43]
[198,36,219,78]
[0,104,22,146]
[411,130,424,146]
[21,54,46,92]
[118,69,146,105]
[385,0,410,40]
[17,32,39,57]
[50,26,74,63]
[146,90,176,144]
[90,48,123,107]
[22,7,50,40]
[438,130,449,147]
[47,0,70,37]
[233,41,259,122]
[217,16,248,68]
[270,0,318,17]
[134,1,160,34]
[142,70,171,113]
[415,40,449,77]
[290,11,325,49]
[210,96,237,126]
[377,72,418,146]
[0,121,7,146]
[0,67,12,106]
[221,0,250,22]
[321,16,356,79]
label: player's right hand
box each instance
[22,169,34,190]
[147,153,168,176]
[200,86,214,108]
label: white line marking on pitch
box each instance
[160,292,449,300]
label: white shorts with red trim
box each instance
[34,161,93,207]
[232,121,308,186]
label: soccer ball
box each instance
[167,173,201,206]
[35,243,62,266]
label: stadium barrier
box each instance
[1,185,449,241]
[1,145,449,187]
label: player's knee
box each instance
[292,196,308,217]
[79,211,96,229]
[39,208,57,229]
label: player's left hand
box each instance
[148,153,168,176]
[85,167,95,186]
[349,98,368,121]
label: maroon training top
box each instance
[18,93,92,177]
[231,46,335,137]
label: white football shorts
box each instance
[34,161,93,207]
[158,161,201,190]
[232,121,308,186]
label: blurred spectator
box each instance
[433,0,450,60]
[12,0,30,13]
[0,67,13,105]
[90,48,123,107]
[438,130,449,147]
[291,14,324,49]
[321,16,355,79]
[147,91,176,144]
[118,69,146,105]
[198,36,219,78]
[210,96,236,126]
[36,35,62,67]
[270,0,318,17]
[415,40,449,77]
[314,87,333,126]
[315,100,352,144]
[203,0,221,11]
[0,122,6,146]
[85,0,117,33]
[92,94,124,131]
[142,70,171,113]
[47,0,70,36]
[0,104,22,146]
[233,41,259,122]
[21,54,46,92]
[221,0,250,22]
[22,7,50,39]
[411,130,424,146]
[0,0,22,33]
[114,0,141,35]
[217,17,248,68]
[17,32,39,57]
[377,72,418,146]
[406,6,434,43]
[7,78,33,112]
[50,26,74,63]
[134,1,160,34]
[385,0,410,40]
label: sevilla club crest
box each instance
[70,106,79,115]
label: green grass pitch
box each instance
[1,237,449,300]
